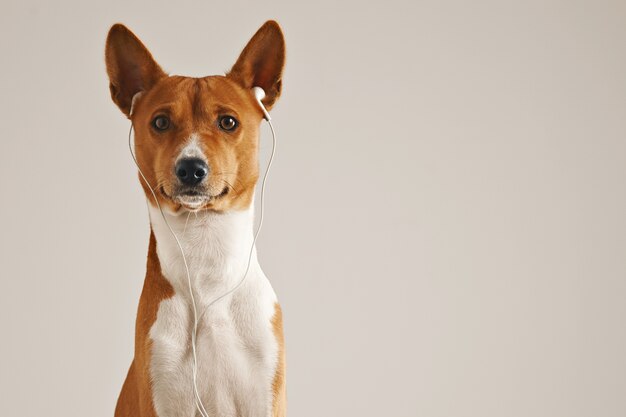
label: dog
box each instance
[105,21,286,417]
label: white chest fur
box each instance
[147,205,279,417]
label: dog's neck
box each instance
[147,203,258,302]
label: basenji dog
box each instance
[105,21,286,417]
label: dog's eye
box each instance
[219,116,238,131]
[152,115,170,131]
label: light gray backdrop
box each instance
[1,1,625,416]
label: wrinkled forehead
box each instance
[136,75,257,122]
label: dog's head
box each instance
[105,21,285,213]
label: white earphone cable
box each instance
[197,119,276,322]
[127,124,208,416]
[127,113,276,417]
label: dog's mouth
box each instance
[159,186,230,211]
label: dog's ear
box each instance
[105,24,166,117]
[228,20,286,110]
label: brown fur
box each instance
[106,21,287,416]
[271,304,287,417]
[115,233,173,416]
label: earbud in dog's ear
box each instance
[252,86,271,121]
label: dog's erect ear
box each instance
[105,24,166,117]
[228,21,286,110]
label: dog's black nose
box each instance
[175,158,208,186]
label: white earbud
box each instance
[252,86,271,121]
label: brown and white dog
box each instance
[105,21,286,417]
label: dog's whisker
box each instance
[221,179,238,195]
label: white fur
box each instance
[178,133,205,161]
[148,204,279,417]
